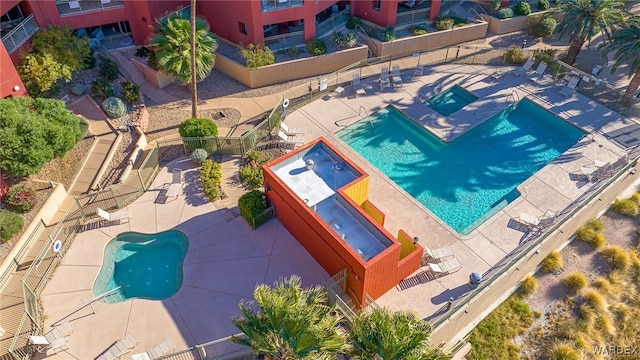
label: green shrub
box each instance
[286,46,298,57]
[18,53,72,97]
[70,83,85,96]
[346,17,362,30]
[120,81,140,104]
[540,251,563,273]
[179,118,218,138]
[200,159,222,201]
[135,46,152,58]
[518,275,538,298]
[562,272,587,291]
[612,198,639,218]
[101,97,127,118]
[5,185,37,212]
[238,190,267,226]
[84,51,96,69]
[306,39,327,56]
[599,245,630,270]
[147,50,160,70]
[505,45,526,64]
[548,341,579,360]
[91,77,115,99]
[533,48,554,63]
[409,25,428,35]
[538,0,550,10]
[498,8,514,19]
[190,148,208,164]
[530,16,557,38]
[332,31,357,49]
[515,1,531,15]
[434,17,455,31]
[245,150,262,163]
[240,43,275,69]
[239,166,264,189]
[98,58,119,81]
[0,210,23,243]
[378,27,395,42]
[79,117,89,139]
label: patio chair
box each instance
[559,76,580,97]
[277,130,304,147]
[380,67,391,90]
[424,245,455,261]
[413,65,424,78]
[30,336,70,354]
[97,207,131,225]
[427,257,462,274]
[280,122,305,136]
[165,169,183,199]
[528,62,547,82]
[579,165,597,181]
[518,213,540,229]
[593,162,613,181]
[513,59,534,76]
[352,74,366,97]
[97,333,138,360]
[490,70,504,80]
[131,339,176,360]
[391,65,403,87]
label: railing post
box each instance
[137,169,145,191]
[196,344,207,359]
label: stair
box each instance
[109,50,146,85]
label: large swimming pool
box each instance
[337,99,584,234]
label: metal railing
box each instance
[396,7,431,26]
[160,5,191,22]
[1,14,39,54]
[55,0,124,16]
[249,206,276,229]
[261,0,304,12]
[316,9,349,38]
[0,219,45,293]
[263,30,305,51]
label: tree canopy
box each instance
[599,17,640,105]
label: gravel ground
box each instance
[144,107,241,141]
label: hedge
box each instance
[238,190,267,227]
[200,159,222,201]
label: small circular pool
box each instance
[93,230,189,304]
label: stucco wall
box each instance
[481,10,563,35]
[130,58,175,88]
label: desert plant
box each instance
[5,185,37,213]
[91,77,115,99]
[120,81,140,104]
[582,288,607,312]
[245,150,261,164]
[306,38,327,56]
[538,0,550,10]
[147,50,160,70]
[533,48,555,63]
[590,233,606,249]
[595,314,616,336]
[346,16,362,30]
[548,341,579,360]
[563,272,587,291]
[378,27,395,42]
[190,148,208,164]
[599,245,630,270]
[434,17,455,31]
[332,31,357,49]
[69,83,85,96]
[179,118,218,138]
[239,166,264,189]
[515,1,532,15]
[409,25,428,35]
[518,275,538,298]
[541,251,563,273]
[101,97,127,118]
[531,16,557,38]
[200,159,222,201]
[498,8,514,19]
[630,192,640,205]
[240,43,275,68]
[612,198,639,217]
[0,210,23,243]
[98,58,119,81]
[286,46,298,57]
[575,219,605,249]
[238,190,267,226]
[505,45,526,64]
[586,218,604,231]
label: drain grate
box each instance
[396,271,436,291]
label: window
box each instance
[373,0,381,10]
[238,21,247,35]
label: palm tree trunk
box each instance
[190,0,198,119]
[565,35,585,66]
[622,68,640,106]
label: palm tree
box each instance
[149,10,217,118]
[555,0,626,65]
[349,307,450,360]
[231,276,349,359]
[190,0,197,119]
[599,17,640,106]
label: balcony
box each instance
[262,0,304,12]
[1,14,38,54]
[56,0,124,16]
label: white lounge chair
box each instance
[559,76,579,97]
[97,207,131,225]
[413,65,424,77]
[391,65,403,87]
[490,70,504,80]
[277,130,304,147]
[97,333,138,360]
[427,258,462,274]
[131,339,176,360]
[518,213,540,229]
[513,59,534,76]
[30,322,73,353]
[380,67,391,90]
[280,122,304,136]
[165,169,183,199]
[352,74,366,97]
[528,62,547,82]
[424,245,455,260]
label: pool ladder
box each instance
[508,90,519,109]
[358,106,374,129]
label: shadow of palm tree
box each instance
[182,169,210,206]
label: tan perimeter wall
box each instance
[214,46,369,88]
[430,165,640,349]
[368,22,489,58]
[131,58,176,89]
[482,10,563,35]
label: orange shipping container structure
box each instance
[263,138,423,308]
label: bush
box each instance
[537,0,550,10]
[98,58,119,81]
[179,118,218,138]
[147,50,160,70]
[434,17,455,31]
[240,43,275,69]
[101,97,127,118]
[69,82,85,96]
[91,77,115,99]
[505,45,526,64]
[5,185,37,212]
[84,51,96,69]
[286,46,298,57]
[589,232,606,249]
[540,251,563,273]
[0,210,23,243]
[581,288,607,312]
[306,39,327,56]
[18,53,73,97]
[190,149,208,164]
[548,341,579,360]
[409,25,428,35]
[245,150,261,163]
[562,272,587,291]
[346,17,362,30]
[515,1,531,15]
[120,81,140,104]
[533,48,554,64]
[518,276,538,298]
[238,190,267,226]
[332,31,357,50]
[599,245,630,270]
[239,166,264,189]
[200,159,222,201]
[612,198,639,217]
[498,8,514,19]
[378,27,395,42]
[135,46,153,58]
[530,16,557,38]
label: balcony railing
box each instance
[396,7,430,26]
[55,0,124,16]
[262,0,304,12]
[263,30,305,51]
[316,8,349,38]
[1,14,38,54]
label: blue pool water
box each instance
[427,85,478,116]
[93,231,189,304]
[337,99,584,234]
